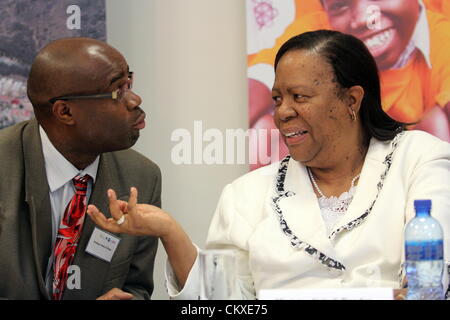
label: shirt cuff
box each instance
[165,244,201,300]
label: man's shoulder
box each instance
[107,148,161,176]
[0,120,35,159]
[0,120,32,144]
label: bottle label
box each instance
[405,240,444,261]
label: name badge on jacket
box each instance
[85,227,121,262]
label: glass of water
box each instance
[198,249,237,300]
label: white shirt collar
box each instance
[39,125,99,192]
[394,0,431,69]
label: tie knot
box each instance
[72,174,91,194]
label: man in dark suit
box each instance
[0,38,161,299]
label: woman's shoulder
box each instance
[228,161,280,191]
[216,160,282,210]
[398,130,450,154]
[212,161,281,224]
[382,130,450,167]
[366,130,449,172]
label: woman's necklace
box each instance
[307,167,361,199]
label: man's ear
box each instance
[52,101,75,125]
[346,85,364,114]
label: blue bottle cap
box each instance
[414,199,432,211]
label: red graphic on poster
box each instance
[253,0,279,30]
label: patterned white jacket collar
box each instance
[272,133,403,271]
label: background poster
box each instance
[0,0,106,129]
[247,0,450,170]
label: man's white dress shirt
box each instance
[39,126,99,293]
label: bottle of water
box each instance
[405,199,444,300]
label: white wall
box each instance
[106,0,249,299]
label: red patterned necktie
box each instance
[52,174,91,300]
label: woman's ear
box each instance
[346,85,364,119]
[346,85,364,112]
[52,100,75,125]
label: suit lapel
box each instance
[330,138,390,237]
[273,137,401,271]
[277,158,341,263]
[23,120,52,300]
[64,153,125,299]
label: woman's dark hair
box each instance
[274,29,406,141]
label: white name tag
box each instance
[259,288,394,300]
[85,227,121,262]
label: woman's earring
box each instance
[350,108,356,121]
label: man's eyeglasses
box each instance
[48,72,134,104]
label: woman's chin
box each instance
[289,152,313,164]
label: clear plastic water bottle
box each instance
[405,199,444,300]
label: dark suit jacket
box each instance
[0,120,161,300]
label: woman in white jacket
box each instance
[88,30,450,299]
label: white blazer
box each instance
[167,131,450,299]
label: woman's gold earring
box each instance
[350,108,356,121]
